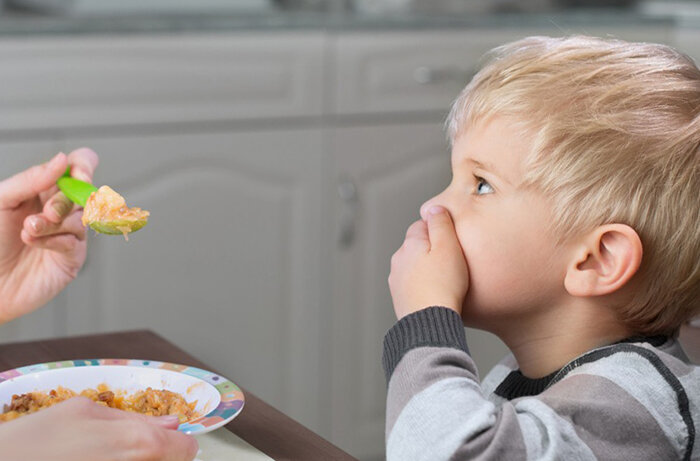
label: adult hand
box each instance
[388,205,469,320]
[0,149,99,323]
[0,397,198,461]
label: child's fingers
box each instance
[0,153,67,209]
[426,206,461,253]
[67,147,99,183]
[405,219,429,242]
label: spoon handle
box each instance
[57,167,98,207]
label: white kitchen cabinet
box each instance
[324,121,510,459]
[330,29,542,115]
[329,25,671,117]
[0,33,324,132]
[58,128,325,432]
[0,140,67,344]
[675,27,700,63]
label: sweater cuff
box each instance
[382,306,469,382]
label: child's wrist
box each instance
[397,302,461,320]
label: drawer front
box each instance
[330,26,671,115]
[0,32,324,131]
[330,30,529,115]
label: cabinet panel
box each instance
[331,26,671,116]
[675,28,700,64]
[0,140,66,344]
[0,33,324,131]
[331,30,523,115]
[326,122,509,459]
[60,128,324,432]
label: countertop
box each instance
[0,8,685,36]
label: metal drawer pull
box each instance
[337,178,358,248]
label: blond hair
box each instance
[447,35,700,336]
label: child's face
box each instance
[420,116,571,331]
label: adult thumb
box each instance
[149,415,182,429]
[0,153,67,209]
[426,206,460,252]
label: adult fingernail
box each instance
[428,205,445,216]
[29,216,44,233]
[52,199,72,217]
[155,415,180,425]
[48,152,64,166]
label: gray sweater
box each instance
[382,306,699,461]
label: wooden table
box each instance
[0,329,356,461]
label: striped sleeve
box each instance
[382,306,698,461]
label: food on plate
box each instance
[81,185,149,240]
[0,384,197,423]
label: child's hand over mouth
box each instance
[388,205,469,320]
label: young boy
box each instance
[384,35,699,460]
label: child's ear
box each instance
[564,224,643,297]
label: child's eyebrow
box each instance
[462,157,512,186]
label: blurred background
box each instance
[0,1,698,459]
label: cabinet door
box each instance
[675,28,700,64]
[60,128,324,431]
[0,32,324,131]
[326,123,508,460]
[0,140,66,344]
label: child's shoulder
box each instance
[553,337,698,397]
[556,338,697,428]
[542,338,698,461]
[560,336,697,383]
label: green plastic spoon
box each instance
[56,167,97,208]
[56,168,148,236]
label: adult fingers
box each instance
[425,206,462,254]
[80,399,182,429]
[41,148,99,222]
[20,229,83,255]
[42,191,75,224]
[157,428,199,461]
[102,414,198,461]
[23,210,86,241]
[147,415,182,429]
[37,147,98,213]
[65,401,198,461]
[0,153,67,209]
[67,147,99,183]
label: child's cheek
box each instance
[453,224,474,264]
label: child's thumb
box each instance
[426,206,460,251]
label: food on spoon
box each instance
[81,185,149,240]
[0,384,198,423]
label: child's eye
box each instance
[475,176,494,195]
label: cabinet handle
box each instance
[413,66,474,85]
[337,178,358,249]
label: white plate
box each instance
[0,359,245,434]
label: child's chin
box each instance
[461,310,501,333]
[460,311,483,328]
